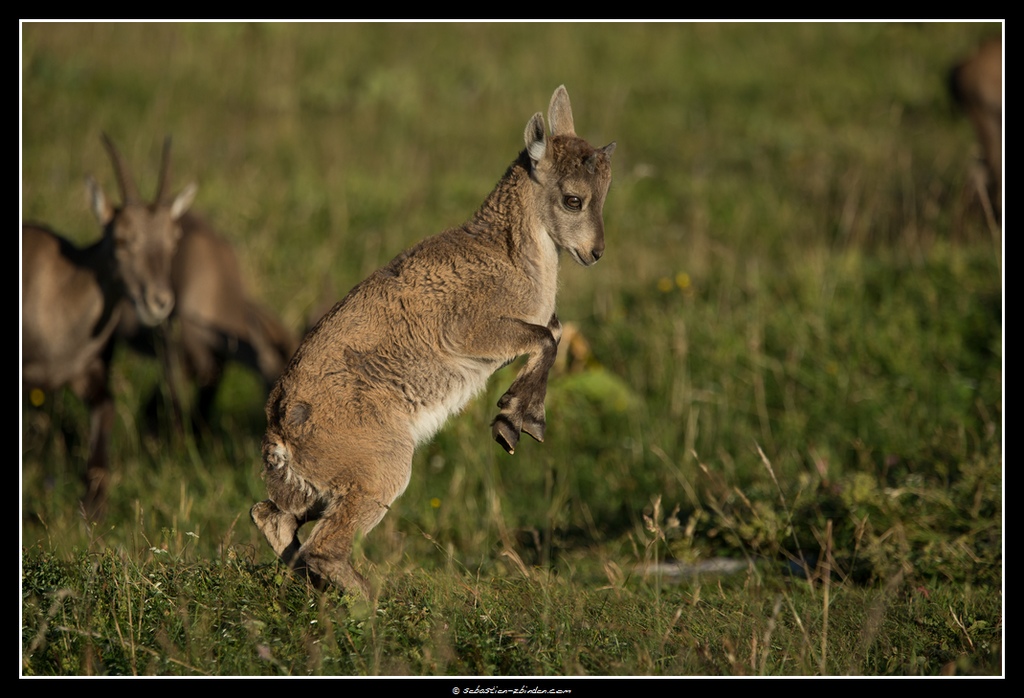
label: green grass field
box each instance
[21,21,1002,676]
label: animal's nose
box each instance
[149,287,175,322]
[591,246,604,262]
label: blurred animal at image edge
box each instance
[948,35,1002,223]
[22,134,192,518]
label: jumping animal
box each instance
[949,36,1002,222]
[22,134,193,516]
[251,85,615,596]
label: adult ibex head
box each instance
[88,133,196,326]
[251,85,615,597]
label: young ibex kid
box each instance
[251,86,615,596]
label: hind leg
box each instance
[254,414,413,596]
[295,491,394,598]
[251,439,325,567]
[251,499,305,566]
[295,445,412,598]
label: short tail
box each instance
[262,432,293,471]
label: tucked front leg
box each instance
[491,314,561,454]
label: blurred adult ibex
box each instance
[949,36,1002,222]
[117,164,297,434]
[22,134,193,517]
[251,85,615,596]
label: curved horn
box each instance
[154,136,173,205]
[584,142,616,174]
[100,133,141,204]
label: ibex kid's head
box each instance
[87,134,195,327]
[524,85,616,267]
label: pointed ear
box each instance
[170,181,198,221]
[524,112,547,163]
[547,85,575,137]
[600,141,617,158]
[87,175,114,226]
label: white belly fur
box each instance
[406,358,497,445]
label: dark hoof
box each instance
[492,415,520,454]
[522,418,546,443]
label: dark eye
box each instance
[563,195,582,211]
